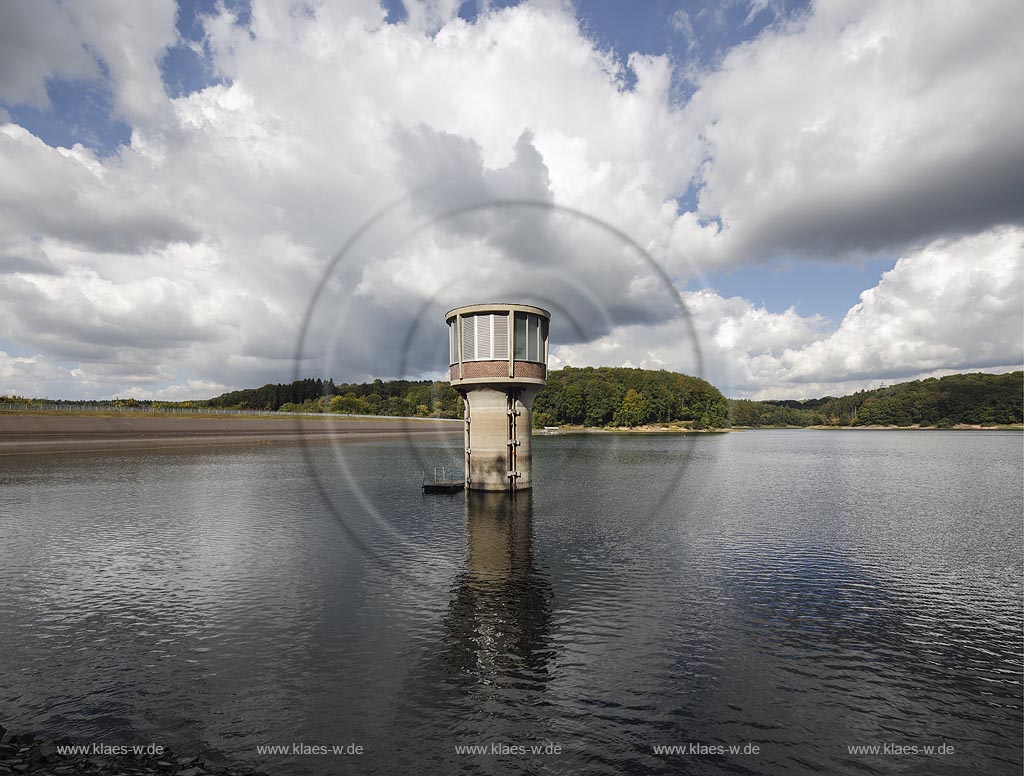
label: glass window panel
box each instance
[514,313,528,359]
[540,318,548,363]
[527,315,539,361]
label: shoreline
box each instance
[538,425,729,434]
[540,423,1023,433]
[0,413,461,456]
[732,423,1024,431]
[2,413,1019,455]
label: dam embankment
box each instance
[0,412,461,455]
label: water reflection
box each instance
[2,434,1020,776]
[443,490,553,689]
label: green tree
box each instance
[613,388,647,427]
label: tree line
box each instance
[7,369,1019,430]
[200,369,1021,429]
[531,366,728,429]
[204,377,464,419]
[201,366,730,429]
[729,371,1022,427]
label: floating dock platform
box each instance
[423,480,465,494]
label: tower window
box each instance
[514,313,529,360]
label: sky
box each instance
[0,0,1021,401]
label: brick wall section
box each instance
[514,361,546,380]
[450,361,546,381]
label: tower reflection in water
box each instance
[444,490,553,689]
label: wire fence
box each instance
[0,402,463,423]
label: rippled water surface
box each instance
[1,430,1021,775]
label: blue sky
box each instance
[0,0,1020,400]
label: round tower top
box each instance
[445,302,550,323]
[446,303,551,388]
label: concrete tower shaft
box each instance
[446,303,550,492]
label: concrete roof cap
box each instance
[445,303,551,321]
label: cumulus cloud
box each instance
[0,124,199,252]
[0,0,1020,400]
[0,351,77,399]
[0,0,98,108]
[0,237,61,276]
[773,227,1024,387]
[675,0,1024,267]
[557,228,1024,398]
[117,379,232,402]
[0,0,177,122]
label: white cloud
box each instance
[117,379,231,402]
[0,124,198,251]
[0,236,60,275]
[0,0,98,108]
[0,0,177,122]
[772,227,1024,389]
[70,0,178,124]
[557,228,1024,398]
[668,9,698,52]
[0,351,75,398]
[400,0,464,35]
[0,0,1020,400]
[674,0,1024,268]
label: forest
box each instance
[6,369,1019,430]
[201,368,728,427]
[730,371,1023,427]
[198,369,1022,429]
[202,367,722,429]
[204,377,464,419]
[530,367,728,428]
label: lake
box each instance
[1,430,1021,775]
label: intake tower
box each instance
[446,303,550,492]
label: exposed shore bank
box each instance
[540,423,1022,433]
[734,423,1024,431]
[0,412,462,456]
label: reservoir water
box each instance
[1,430,1021,775]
